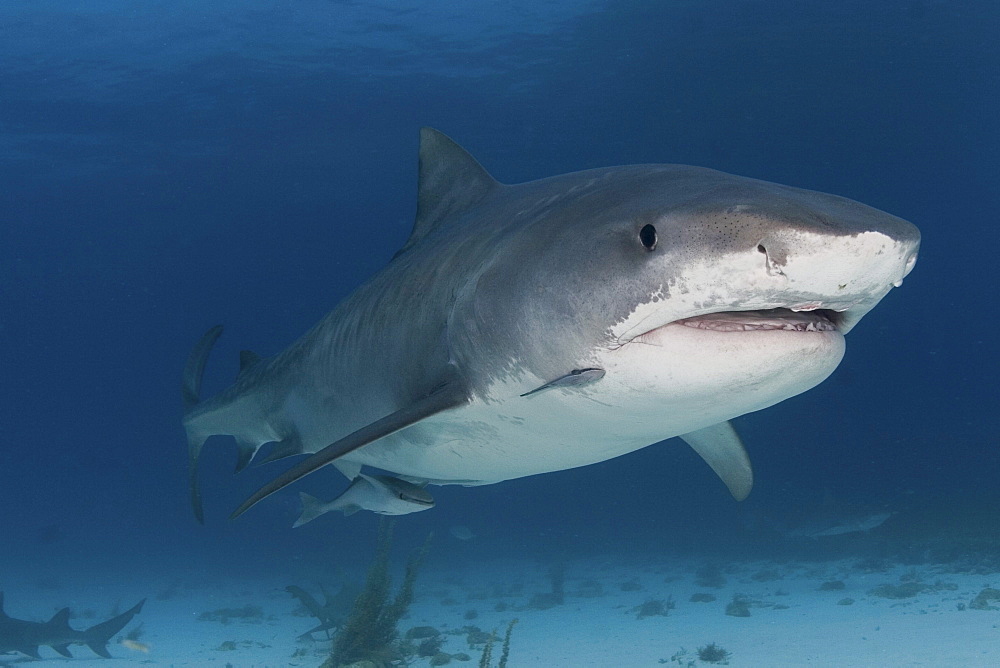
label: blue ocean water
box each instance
[1,0,997,664]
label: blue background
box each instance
[1,0,997,580]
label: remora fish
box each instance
[785,510,895,539]
[293,473,434,526]
[0,592,145,659]
[182,128,920,522]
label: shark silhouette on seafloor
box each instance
[0,592,145,659]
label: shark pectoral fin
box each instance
[230,381,468,519]
[680,421,753,501]
[520,368,606,397]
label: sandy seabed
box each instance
[2,550,998,668]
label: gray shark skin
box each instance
[0,592,144,659]
[183,128,920,522]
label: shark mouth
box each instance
[674,308,840,332]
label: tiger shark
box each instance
[183,128,920,523]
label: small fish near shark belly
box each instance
[182,127,920,523]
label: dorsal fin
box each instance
[395,128,500,257]
[48,607,72,629]
[239,350,262,373]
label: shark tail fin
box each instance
[182,325,223,412]
[182,326,224,524]
[293,492,325,528]
[83,599,145,659]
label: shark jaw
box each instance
[672,308,838,333]
[591,228,920,435]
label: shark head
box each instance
[437,145,919,425]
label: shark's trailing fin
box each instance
[183,325,224,524]
[680,421,754,501]
[238,350,262,374]
[52,644,73,658]
[82,598,145,659]
[231,380,469,519]
[394,128,500,257]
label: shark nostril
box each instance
[757,241,786,277]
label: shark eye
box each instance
[639,224,657,251]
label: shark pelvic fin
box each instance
[234,437,258,473]
[254,435,305,466]
[230,380,468,519]
[395,128,500,257]
[680,421,754,501]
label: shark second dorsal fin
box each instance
[239,350,262,374]
[395,128,500,257]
